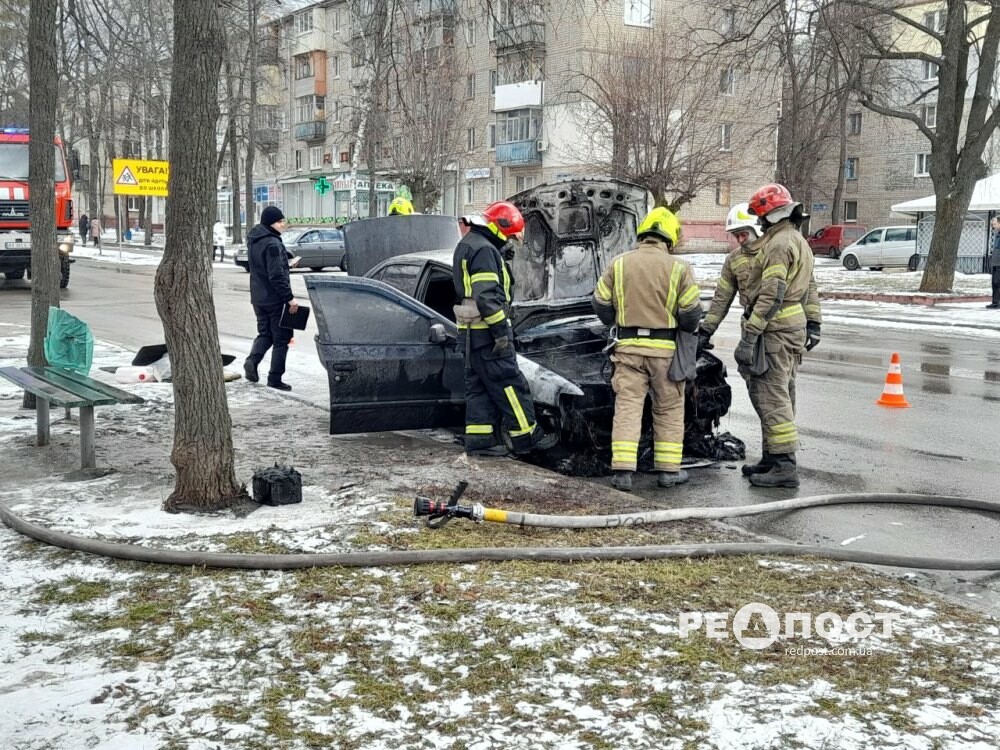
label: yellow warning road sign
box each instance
[113,158,169,197]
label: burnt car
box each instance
[304,180,743,470]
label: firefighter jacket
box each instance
[743,221,821,336]
[701,241,761,337]
[452,226,513,347]
[592,236,703,358]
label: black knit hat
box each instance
[261,206,285,227]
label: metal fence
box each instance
[915,213,988,273]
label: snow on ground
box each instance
[71,245,163,266]
[3,332,1000,749]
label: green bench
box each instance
[0,366,144,469]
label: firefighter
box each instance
[738,183,822,488]
[452,200,556,457]
[592,207,703,492]
[699,203,767,470]
[388,197,414,215]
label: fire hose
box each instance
[3,486,1000,570]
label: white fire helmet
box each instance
[725,203,763,238]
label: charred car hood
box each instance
[507,178,647,330]
[343,215,460,277]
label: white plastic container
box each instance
[114,366,155,384]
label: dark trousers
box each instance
[248,303,292,382]
[214,245,225,262]
[463,343,541,453]
[992,267,1000,305]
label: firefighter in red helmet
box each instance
[452,201,557,456]
[737,183,822,488]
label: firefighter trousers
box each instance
[739,327,805,455]
[610,351,685,472]
[463,343,541,453]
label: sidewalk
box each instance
[2,330,1000,749]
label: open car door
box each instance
[305,275,466,434]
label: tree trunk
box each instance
[919,188,973,293]
[830,97,849,225]
[244,0,258,237]
[154,0,244,514]
[24,0,60,411]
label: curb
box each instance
[818,291,992,306]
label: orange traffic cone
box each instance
[876,352,912,408]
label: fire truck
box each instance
[0,128,75,287]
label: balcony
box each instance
[294,120,326,142]
[495,22,545,54]
[496,140,541,165]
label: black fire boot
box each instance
[741,451,776,477]
[658,469,690,488]
[267,380,292,391]
[749,453,799,488]
[611,471,634,492]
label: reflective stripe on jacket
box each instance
[702,243,760,336]
[593,236,702,358]
[744,222,820,335]
[452,226,512,340]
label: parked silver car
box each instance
[841,225,918,271]
[233,226,345,272]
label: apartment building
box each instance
[250,0,780,247]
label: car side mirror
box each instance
[429,323,450,344]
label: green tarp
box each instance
[44,306,93,374]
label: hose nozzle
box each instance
[414,482,481,528]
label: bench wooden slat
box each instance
[41,366,145,405]
[0,366,92,407]
[24,367,121,406]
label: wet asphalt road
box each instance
[3,259,1000,612]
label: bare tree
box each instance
[23,0,60,410]
[569,32,733,211]
[846,0,1000,292]
[154,0,244,513]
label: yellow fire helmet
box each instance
[388,197,414,216]
[637,206,681,246]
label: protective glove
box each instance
[492,336,510,355]
[805,322,821,351]
[697,331,714,352]
[734,333,759,367]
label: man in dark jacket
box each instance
[79,214,89,246]
[988,216,1000,309]
[452,201,556,457]
[244,206,299,391]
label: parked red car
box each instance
[807,224,867,259]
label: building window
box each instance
[721,8,736,35]
[340,149,350,164]
[466,73,476,99]
[310,146,323,170]
[331,101,340,123]
[719,66,736,95]
[294,10,313,34]
[923,10,946,32]
[719,123,732,151]
[465,19,476,45]
[295,95,322,123]
[715,180,731,206]
[127,196,143,212]
[848,112,862,135]
[465,181,474,205]
[914,153,931,176]
[489,178,500,203]
[623,0,652,27]
[488,123,496,150]
[333,9,341,32]
[490,70,497,95]
[467,127,476,151]
[515,175,536,192]
[923,104,937,129]
[497,108,541,143]
[922,61,938,80]
[294,149,303,170]
[845,157,859,181]
[294,54,313,80]
[332,55,340,78]
[843,200,858,222]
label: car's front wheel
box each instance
[237,262,249,272]
[843,254,860,271]
[4,270,25,280]
[908,254,920,272]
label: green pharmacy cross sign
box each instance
[314,177,332,196]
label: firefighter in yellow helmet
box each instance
[388,197,414,216]
[592,207,703,491]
